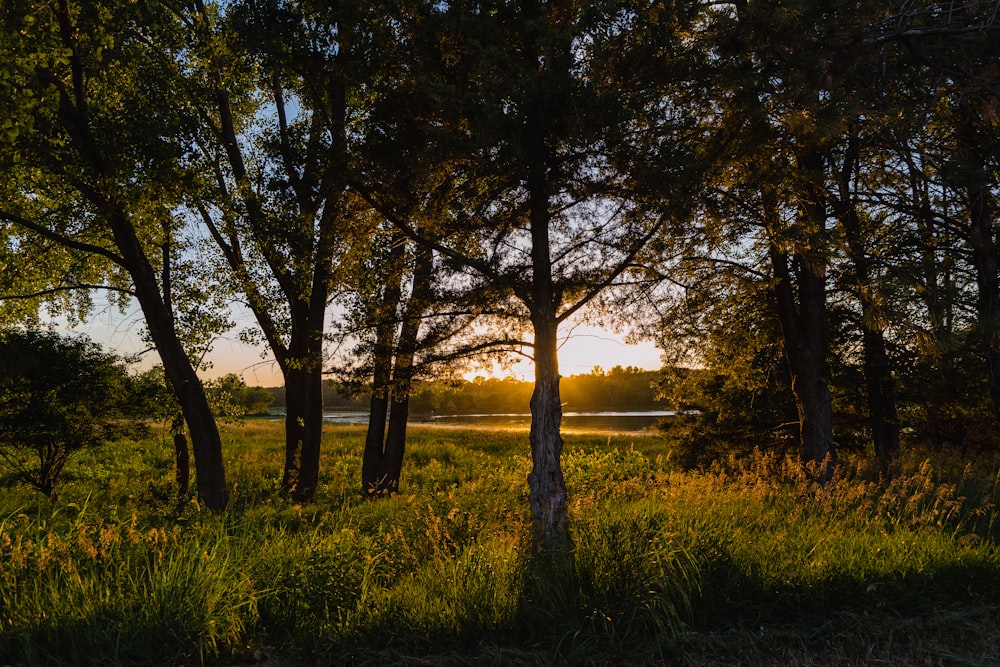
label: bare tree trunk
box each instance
[528,309,568,548]
[965,172,1000,423]
[764,187,836,482]
[834,142,901,476]
[526,142,569,549]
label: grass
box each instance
[1,421,999,665]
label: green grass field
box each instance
[2,421,999,666]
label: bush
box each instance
[0,328,135,496]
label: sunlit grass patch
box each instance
[2,420,1000,665]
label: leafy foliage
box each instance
[0,328,135,495]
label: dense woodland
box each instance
[1,1,999,547]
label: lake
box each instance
[316,410,675,432]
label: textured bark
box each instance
[364,243,433,497]
[528,310,568,549]
[526,133,568,549]
[764,187,836,483]
[834,143,900,476]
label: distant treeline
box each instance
[263,365,662,415]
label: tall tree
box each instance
[175,0,381,501]
[879,0,1000,424]
[697,0,899,480]
[362,0,703,546]
[0,0,229,508]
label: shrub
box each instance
[0,328,134,496]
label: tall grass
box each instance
[1,422,999,665]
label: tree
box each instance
[0,329,134,496]
[354,233,439,497]
[175,0,405,501]
[206,373,274,417]
[362,0,704,546]
[879,0,1000,426]
[693,0,901,481]
[0,0,229,508]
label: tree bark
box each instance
[834,141,901,476]
[362,236,407,497]
[764,187,836,482]
[526,137,569,549]
[960,123,1000,423]
[528,308,568,548]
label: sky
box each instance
[64,299,663,387]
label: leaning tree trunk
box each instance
[52,17,228,510]
[110,211,228,510]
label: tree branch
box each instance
[0,209,127,267]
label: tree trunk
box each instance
[50,9,228,509]
[379,394,411,494]
[375,245,434,495]
[362,236,407,497]
[834,144,901,476]
[965,175,1000,423]
[526,136,569,549]
[110,211,228,509]
[764,187,836,482]
[282,373,304,492]
[174,432,190,496]
[284,357,326,502]
[528,309,568,549]
[362,390,391,496]
[862,325,900,475]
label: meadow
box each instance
[2,420,1000,666]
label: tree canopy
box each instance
[1,0,999,544]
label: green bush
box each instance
[0,328,136,496]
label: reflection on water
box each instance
[314,410,675,432]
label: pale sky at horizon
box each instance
[57,299,663,387]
